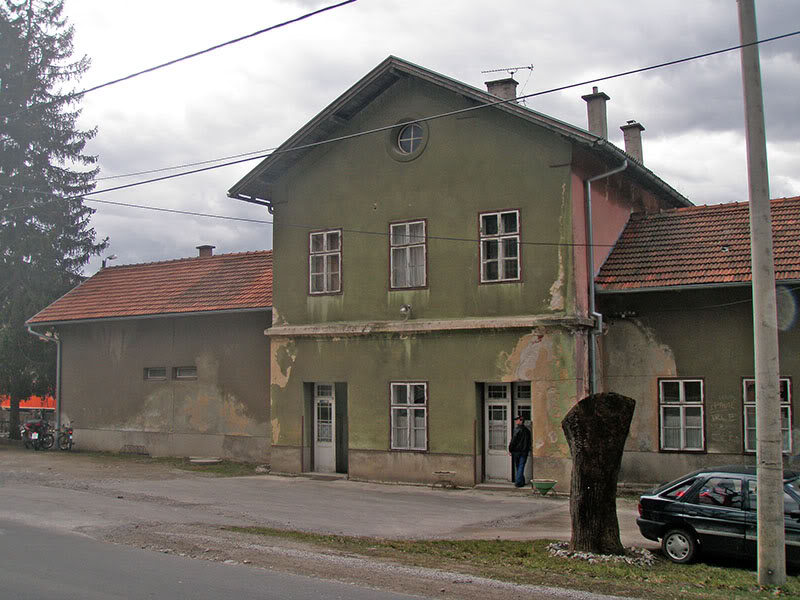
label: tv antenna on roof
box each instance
[480,64,534,105]
[481,64,534,77]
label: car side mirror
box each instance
[790,510,800,521]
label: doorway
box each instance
[483,382,532,482]
[313,383,335,473]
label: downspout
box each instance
[584,160,628,395]
[26,326,61,430]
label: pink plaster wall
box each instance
[571,168,668,317]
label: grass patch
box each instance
[225,526,800,599]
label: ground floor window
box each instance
[659,379,704,451]
[743,378,792,453]
[391,382,427,450]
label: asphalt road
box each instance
[0,445,652,600]
[1,520,425,600]
[0,445,647,544]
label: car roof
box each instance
[673,465,800,481]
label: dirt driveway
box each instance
[0,444,650,600]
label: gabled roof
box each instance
[228,56,690,209]
[596,196,800,292]
[27,251,273,326]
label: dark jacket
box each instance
[508,423,532,453]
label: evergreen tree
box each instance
[0,0,106,438]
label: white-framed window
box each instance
[391,382,427,451]
[480,210,520,282]
[743,378,792,453]
[144,367,166,380]
[659,379,704,451]
[397,123,423,154]
[309,229,341,294]
[173,366,197,380]
[390,220,426,289]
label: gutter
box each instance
[26,306,272,328]
[585,160,628,395]
[26,326,61,431]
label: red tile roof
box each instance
[596,196,800,291]
[27,251,273,325]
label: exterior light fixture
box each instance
[399,304,412,320]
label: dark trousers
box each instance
[511,452,528,487]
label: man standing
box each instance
[508,414,532,488]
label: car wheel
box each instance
[662,529,697,564]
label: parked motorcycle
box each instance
[57,424,74,451]
[21,419,54,451]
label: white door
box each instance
[484,383,512,481]
[314,383,335,473]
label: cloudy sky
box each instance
[60,0,799,274]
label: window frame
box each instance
[308,228,342,295]
[144,367,167,381]
[742,377,792,454]
[658,378,706,452]
[390,381,428,452]
[389,219,427,290]
[397,123,424,154]
[173,366,197,380]
[479,209,521,283]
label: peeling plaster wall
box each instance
[269,327,584,485]
[58,311,271,462]
[601,286,800,484]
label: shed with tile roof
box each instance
[26,250,274,462]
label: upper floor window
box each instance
[390,220,426,289]
[659,379,704,451]
[480,210,520,282]
[391,382,427,451]
[743,378,792,453]
[309,229,341,294]
[397,123,424,154]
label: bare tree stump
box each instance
[561,392,635,555]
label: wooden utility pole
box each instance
[737,0,785,586]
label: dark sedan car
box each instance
[637,465,800,565]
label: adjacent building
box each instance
[26,247,273,461]
[597,197,800,483]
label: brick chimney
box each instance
[196,245,215,257]
[620,120,645,163]
[485,77,518,103]
[581,86,610,139]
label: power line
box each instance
[0,0,358,120]
[59,28,800,193]
[2,29,799,218]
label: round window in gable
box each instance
[387,118,429,162]
[398,123,423,154]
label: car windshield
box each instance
[652,472,701,495]
[786,477,800,497]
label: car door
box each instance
[784,479,800,566]
[747,477,800,565]
[685,476,746,557]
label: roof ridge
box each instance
[103,249,272,271]
[630,196,799,219]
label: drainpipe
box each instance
[26,326,61,431]
[584,160,628,395]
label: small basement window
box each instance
[144,367,167,380]
[173,366,197,380]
